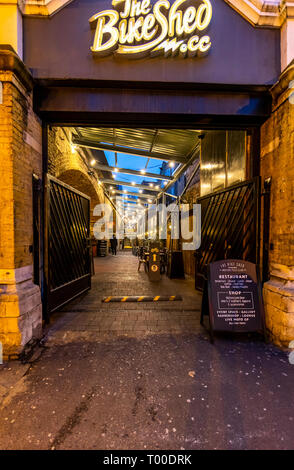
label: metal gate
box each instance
[195,177,261,290]
[44,175,91,318]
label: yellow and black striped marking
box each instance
[102,295,182,303]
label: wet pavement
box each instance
[0,252,293,450]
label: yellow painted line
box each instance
[121,296,128,302]
[153,296,160,301]
[169,295,176,301]
[137,296,145,302]
[104,296,112,303]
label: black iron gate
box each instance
[44,175,91,318]
[195,177,261,290]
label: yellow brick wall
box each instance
[0,67,43,359]
[48,126,107,239]
[261,98,294,268]
[0,71,42,269]
[260,78,294,347]
[0,77,14,270]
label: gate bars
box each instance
[44,174,91,318]
[195,177,261,290]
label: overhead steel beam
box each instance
[155,143,201,202]
[72,136,186,163]
[90,162,172,181]
[110,189,153,199]
[102,178,161,192]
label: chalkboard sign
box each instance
[201,260,266,342]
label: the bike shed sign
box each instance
[89,0,212,58]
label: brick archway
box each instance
[48,126,106,238]
[57,169,102,238]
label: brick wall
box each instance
[260,65,294,346]
[0,53,42,358]
[48,126,106,238]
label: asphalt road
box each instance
[0,332,293,450]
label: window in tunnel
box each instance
[200,130,247,196]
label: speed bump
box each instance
[102,295,182,303]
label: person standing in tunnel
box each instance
[110,235,118,255]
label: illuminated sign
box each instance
[89,0,212,58]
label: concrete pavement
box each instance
[0,252,293,450]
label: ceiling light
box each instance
[163,182,167,186]
[156,185,159,189]
[71,144,77,154]
[169,161,175,168]
[123,190,127,193]
[148,199,152,203]
[139,190,143,194]
[113,174,116,179]
[149,183,154,187]
[131,182,135,186]
[140,169,146,174]
[90,159,96,166]
[114,168,119,172]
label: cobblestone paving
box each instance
[47,252,202,340]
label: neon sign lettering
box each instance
[89,0,212,58]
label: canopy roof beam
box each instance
[92,162,172,181]
[102,178,161,192]
[72,136,186,163]
[110,189,153,199]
